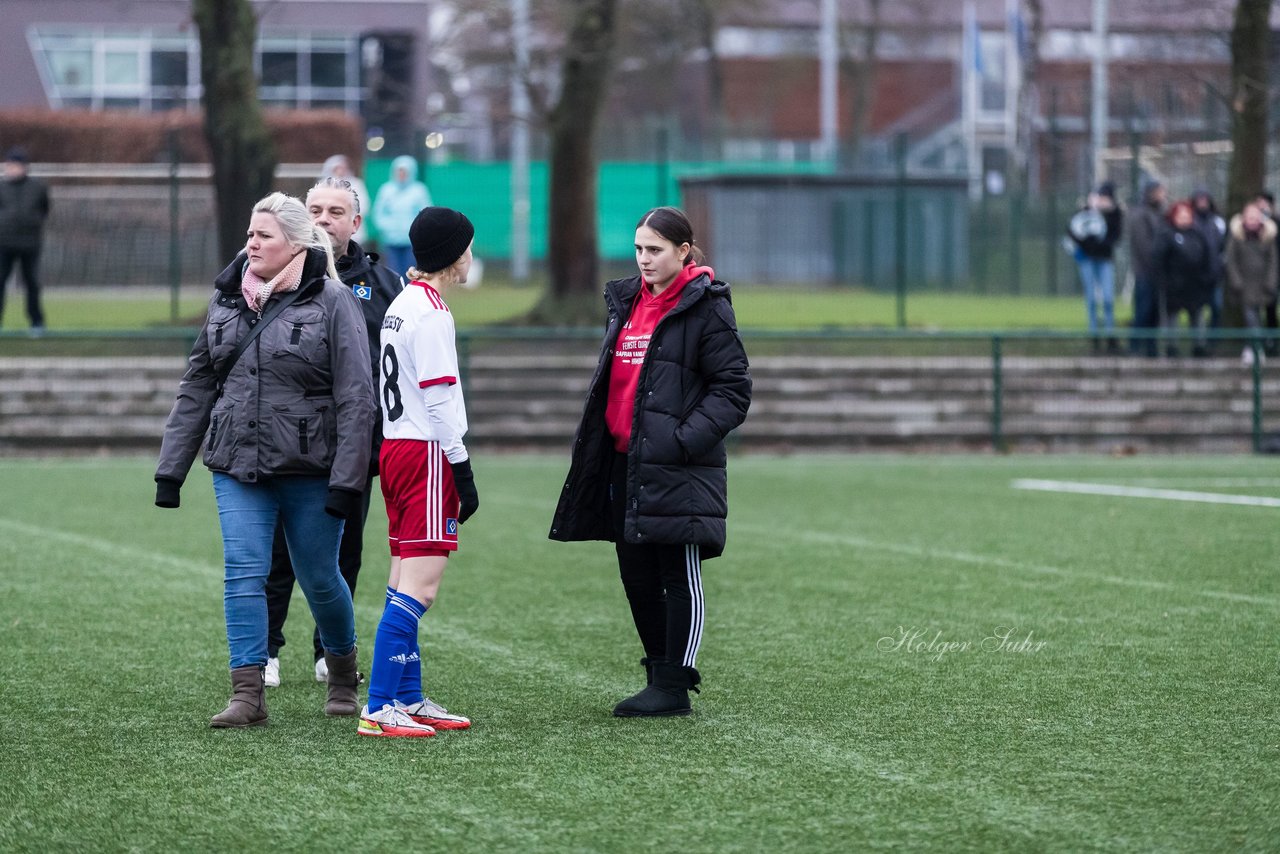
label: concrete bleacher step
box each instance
[1,351,1274,452]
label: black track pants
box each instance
[610,452,704,668]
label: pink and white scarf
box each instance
[241,251,307,315]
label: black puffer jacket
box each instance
[337,240,403,471]
[1158,226,1215,313]
[549,273,751,559]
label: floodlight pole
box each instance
[511,0,531,282]
[1091,0,1109,184]
[818,0,838,164]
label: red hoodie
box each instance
[605,264,714,452]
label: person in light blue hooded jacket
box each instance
[372,155,432,276]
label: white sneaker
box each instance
[264,657,281,688]
[1243,346,1256,366]
[357,704,436,738]
[396,697,472,730]
[314,657,328,683]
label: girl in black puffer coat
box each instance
[550,206,752,717]
[1157,200,1215,357]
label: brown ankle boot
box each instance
[210,665,268,728]
[323,649,360,716]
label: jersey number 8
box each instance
[381,343,404,422]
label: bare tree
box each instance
[529,0,621,323]
[1226,0,1273,218]
[192,0,277,262]
[840,0,882,163]
[1220,0,1274,326]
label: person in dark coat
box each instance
[550,206,751,718]
[1157,200,1215,358]
[0,147,50,332]
[1191,188,1227,331]
[1127,179,1167,357]
[263,176,404,688]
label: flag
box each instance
[964,2,984,77]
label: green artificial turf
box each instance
[1,454,1276,851]
[17,285,1097,333]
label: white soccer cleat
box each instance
[314,657,328,683]
[397,697,471,730]
[264,657,281,688]
[357,704,436,738]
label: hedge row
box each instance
[0,109,364,166]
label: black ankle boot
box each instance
[612,662,700,717]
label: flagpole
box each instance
[963,1,981,200]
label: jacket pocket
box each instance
[207,313,241,367]
[270,404,333,466]
[266,307,328,367]
[203,406,236,470]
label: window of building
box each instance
[28,26,365,114]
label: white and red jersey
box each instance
[379,281,469,462]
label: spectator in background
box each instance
[1225,200,1278,366]
[1127,179,1167,358]
[0,147,49,334]
[1190,188,1228,335]
[1253,191,1278,355]
[1067,181,1124,353]
[319,155,371,246]
[372,155,431,277]
[1157,200,1215,358]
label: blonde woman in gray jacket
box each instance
[155,192,375,728]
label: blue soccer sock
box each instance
[398,630,426,706]
[367,591,426,712]
[386,585,425,704]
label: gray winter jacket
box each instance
[155,248,375,506]
[1225,214,1279,308]
[1128,192,1166,280]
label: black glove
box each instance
[155,477,182,509]
[450,458,479,524]
[324,487,362,520]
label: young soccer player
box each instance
[358,207,479,738]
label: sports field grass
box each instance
[16,284,1101,332]
[2,453,1277,851]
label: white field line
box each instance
[1011,478,1280,508]
[1090,478,1280,488]
[738,524,1280,608]
[0,516,222,575]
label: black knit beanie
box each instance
[409,207,475,273]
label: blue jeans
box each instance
[212,474,355,669]
[1076,256,1116,335]
[382,244,415,278]
[1129,276,1158,356]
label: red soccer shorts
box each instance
[380,439,459,558]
